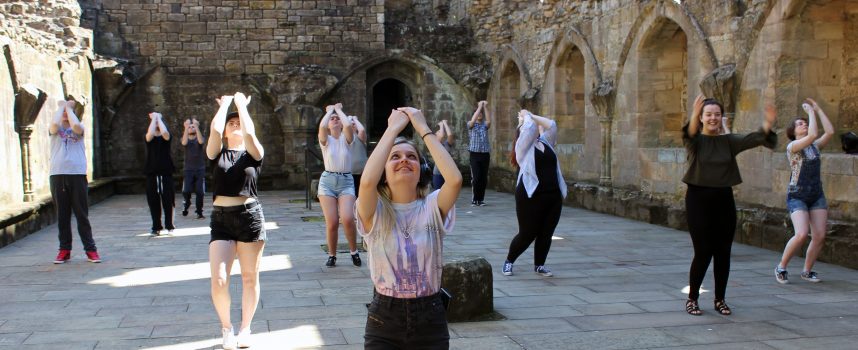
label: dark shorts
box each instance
[210,201,267,243]
[786,194,828,213]
[364,290,449,349]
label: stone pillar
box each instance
[699,64,737,121]
[13,84,47,202]
[590,81,615,187]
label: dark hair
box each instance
[226,112,239,122]
[702,98,724,115]
[785,117,807,141]
[509,127,521,168]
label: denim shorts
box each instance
[786,195,828,213]
[210,201,267,243]
[318,171,355,198]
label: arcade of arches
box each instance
[1,0,856,267]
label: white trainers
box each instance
[237,327,252,348]
[222,327,237,350]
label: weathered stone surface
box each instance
[442,255,494,322]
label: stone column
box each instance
[590,81,615,187]
[13,84,47,202]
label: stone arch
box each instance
[736,0,858,216]
[637,17,688,149]
[544,42,588,145]
[613,0,717,88]
[612,2,717,194]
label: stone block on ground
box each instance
[442,255,494,322]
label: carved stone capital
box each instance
[699,64,737,112]
[13,84,47,129]
[589,80,615,118]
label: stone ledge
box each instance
[489,169,858,270]
[0,177,116,249]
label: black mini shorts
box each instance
[210,201,267,243]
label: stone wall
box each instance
[0,0,95,205]
[480,0,858,222]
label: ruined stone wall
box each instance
[0,1,95,205]
[477,0,858,222]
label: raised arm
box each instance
[335,103,354,145]
[400,108,462,218]
[686,94,705,138]
[154,113,170,140]
[233,92,263,161]
[435,120,445,143]
[49,100,65,135]
[443,120,455,145]
[467,102,483,129]
[808,98,835,148]
[318,105,334,146]
[789,103,818,153]
[64,101,85,136]
[193,119,204,145]
[351,116,367,144]
[481,100,491,129]
[206,95,233,160]
[357,110,410,230]
[145,113,158,142]
[181,119,190,146]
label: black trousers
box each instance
[353,173,362,199]
[469,152,490,202]
[146,174,175,231]
[686,184,736,301]
[182,169,205,215]
[50,175,96,251]
[506,185,563,266]
[364,291,449,350]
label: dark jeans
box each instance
[146,174,175,231]
[182,169,205,215]
[686,184,736,301]
[50,175,96,251]
[469,151,490,202]
[506,185,563,266]
[364,291,449,350]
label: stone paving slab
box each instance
[1,190,858,349]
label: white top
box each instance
[50,127,87,175]
[320,134,353,173]
[356,190,456,298]
[515,115,567,198]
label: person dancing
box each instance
[318,103,361,267]
[356,107,462,349]
[502,110,567,278]
[775,98,834,284]
[206,92,266,349]
[467,100,491,206]
[683,95,776,316]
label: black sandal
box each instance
[685,298,702,316]
[714,299,732,315]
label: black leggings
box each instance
[686,184,736,301]
[469,152,490,202]
[506,185,563,266]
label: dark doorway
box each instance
[371,79,413,143]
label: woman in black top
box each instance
[144,112,175,236]
[683,94,776,316]
[205,92,265,350]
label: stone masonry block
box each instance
[127,10,151,25]
[183,22,207,34]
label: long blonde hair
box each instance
[374,137,432,236]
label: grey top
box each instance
[50,126,87,176]
[184,137,206,171]
[681,123,777,187]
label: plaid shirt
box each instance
[468,121,490,153]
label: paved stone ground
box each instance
[2,190,858,349]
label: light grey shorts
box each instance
[318,171,356,198]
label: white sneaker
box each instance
[237,327,252,348]
[222,327,237,350]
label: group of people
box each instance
[45,92,836,349]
